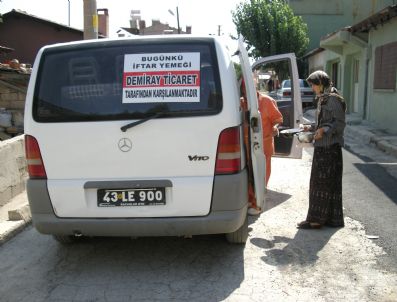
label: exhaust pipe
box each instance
[73,230,83,237]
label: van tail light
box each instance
[215,127,241,175]
[283,91,291,96]
[25,135,47,179]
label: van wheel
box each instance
[52,235,78,244]
[225,215,248,244]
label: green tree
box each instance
[234,62,242,80]
[232,0,309,61]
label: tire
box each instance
[52,235,78,244]
[225,215,248,244]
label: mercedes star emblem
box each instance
[118,138,132,152]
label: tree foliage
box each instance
[233,62,242,79]
[232,0,309,60]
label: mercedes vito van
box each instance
[24,35,302,244]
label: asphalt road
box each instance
[0,141,396,301]
[343,137,397,273]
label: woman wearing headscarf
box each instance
[297,70,346,229]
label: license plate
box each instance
[97,187,166,207]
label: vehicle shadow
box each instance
[264,189,292,212]
[248,189,292,226]
[250,227,340,267]
[2,229,245,302]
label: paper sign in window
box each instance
[122,53,201,103]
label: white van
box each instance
[24,35,302,244]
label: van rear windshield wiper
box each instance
[120,113,162,132]
[120,109,212,132]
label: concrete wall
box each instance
[289,0,396,52]
[0,135,27,206]
[322,51,340,85]
[338,39,368,117]
[307,50,325,74]
[367,17,397,132]
[322,46,369,117]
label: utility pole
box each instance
[83,0,98,39]
[68,0,70,26]
[176,7,180,34]
[169,7,181,34]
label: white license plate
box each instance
[97,187,166,207]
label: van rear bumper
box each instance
[29,208,247,237]
[26,170,248,237]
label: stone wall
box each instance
[0,135,27,206]
[0,69,29,140]
[0,85,25,140]
[0,86,25,110]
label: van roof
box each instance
[41,35,225,50]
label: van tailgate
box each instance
[32,117,227,218]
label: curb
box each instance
[345,125,372,144]
[371,138,397,158]
[0,218,31,246]
[8,204,31,222]
[0,196,32,246]
[346,125,397,158]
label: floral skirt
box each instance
[307,144,344,227]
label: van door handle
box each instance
[252,141,260,151]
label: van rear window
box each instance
[33,40,222,122]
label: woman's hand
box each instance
[299,124,311,132]
[272,124,279,137]
[314,128,325,140]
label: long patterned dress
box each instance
[306,90,346,227]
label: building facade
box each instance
[289,0,396,53]
[318,5,397,132]
[118,10,192,37]
[0,10,84,65]
[291,1,397,133]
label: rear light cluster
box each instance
[25,135,47,179]
[283,91,291,96]
[215,127,241,175]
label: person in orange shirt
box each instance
[240,79,283,215]
[258,91,284,186]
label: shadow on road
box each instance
[344,147,397,204]
[264,189,292,212]
[250,227,340,267]
[0,228,245,301]
[354,162,397,204]
[248,189,292,226]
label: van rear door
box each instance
[252,54,303,159]
[238,37,266,211]
[238,37,303,210]
[27,38,228,218]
